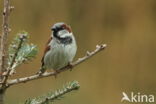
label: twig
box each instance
[0,0,10,79]
[6,44,106,87]
[1,34,26,86]
[25,81,80,104]
[40,81,80,104]
[0,0,12,103]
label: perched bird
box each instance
[38,22,77,74]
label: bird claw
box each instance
[36,71,43,76]
[68,63,73,71]
[36,67,46,75]
[53,70,59,78]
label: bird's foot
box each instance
[53,70,59,78]
[67,63,73,71]
[36,71,44,76]
[36,67,46,76]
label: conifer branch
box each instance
[1,34,27,86]
[24,81,80,104]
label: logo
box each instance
[121,92,154,103]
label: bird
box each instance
[38,22,77,75]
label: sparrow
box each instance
[38,22,77,74]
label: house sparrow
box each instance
[38,22,77,74]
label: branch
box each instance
[24,81,80,104]
[8,32,38,75]
[0,0,11,78]
[0,0,13,103]
[1,34,27,86]
[6,44,106,87]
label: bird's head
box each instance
[51,22,72,39]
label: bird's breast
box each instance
[44,41,77,70]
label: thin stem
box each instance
[40,81,80,104]
[6,44,106,87]
[0,0,10,79]
[25,81,80,104]
[0,0,11,103]
[1,35,26,86]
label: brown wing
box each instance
[41,37,52,67]
[62,24,72,33]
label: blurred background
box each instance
[0,0,156,104]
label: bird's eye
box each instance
[61,26,65,29]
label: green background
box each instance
[0,0,156,104]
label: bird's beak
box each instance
[51,28,55,31]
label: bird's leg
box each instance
[36,67,46,76]
[53,70,59,78]
[67,62,73,71]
